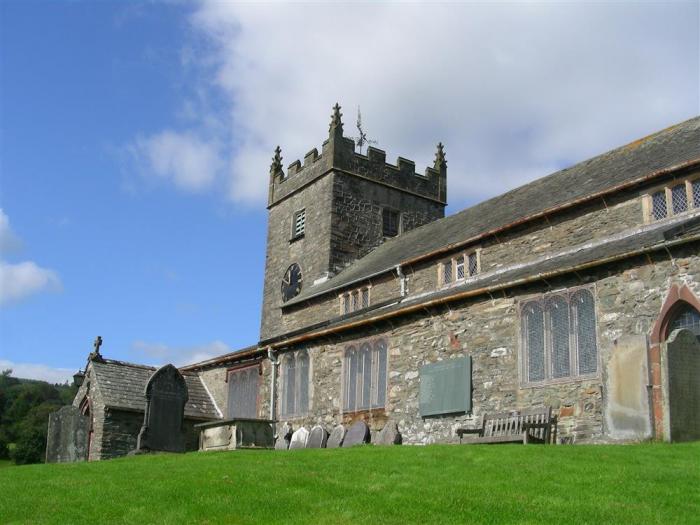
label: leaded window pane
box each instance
[573,289,598,375]
[693,180,700,208]
[284,356,296,416]
[345,347,357,411]
[669,304,700,338]
[468,252,478,276]
[547,296,571,378]
[671,184,688,214]
[228,367,258,419]
[373,340,387,408]
[298,350,309,414]
[361,288,369,308]
[455,256,465,280]
[360,343,372,410]
[352,291,359,311]
[342,294,350,314]
[525,302,545,382]
[652,191,667,220]
[443,261,452,284]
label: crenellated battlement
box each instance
[268,104,447,208]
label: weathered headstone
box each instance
[136,364,189,453]
[375,420,402,445]
[274,423,293,450]
[342,420,370,447]
[327,425,346,448]
[46,406,89,463]
[306,425,328,448]
[289,427,309,449]
[667,328,700,442]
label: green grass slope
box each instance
[1,443,698,524]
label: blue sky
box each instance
[0,1,698,382]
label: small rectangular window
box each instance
[693,180,700,208]
[671,184,688,214]
[342,294,350,314]
[468,252,478,277]
[382,209,399,237]
[352,290,359,311]
[293,209,306,238]
[361,288,369,309]
[651,191,667,221]
[455,256,465,280]
[443,261,452,284]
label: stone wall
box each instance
[260,242,700,444]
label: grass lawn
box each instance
[1,443,698,524]
[0,459,12,469]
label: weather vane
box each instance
[352,106,377,155]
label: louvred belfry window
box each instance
[521,287,598,385]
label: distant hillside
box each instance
[0,369,77,464]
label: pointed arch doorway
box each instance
[649,285,700,442]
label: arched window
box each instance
[281,350,311,417]
[298,350,310,414]
[524,302,545,382]
[668,303,700,339]
[572,289,598,374]
[547,296,570,379]
[373,340,387,409]
[344,339,388,412]
[227,365,260,419]
[283,355,296,416]
[521,287,598,385]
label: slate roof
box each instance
[285,116,700,306]
[91,359,220,420]
[266,213,700,345]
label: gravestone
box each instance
[375,420,402,445]
[327,425,346,448]
[274,423,293,450]
[306,425,328,448]
[136,364,189,453]
[289,427,309,449]
[46,406,89,463]
[667,328,700,442]
[342,420,370,447]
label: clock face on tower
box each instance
[281,263,302,302]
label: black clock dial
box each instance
[281,263,302,302]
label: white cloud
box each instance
[0,210,62,306]
[135,1,698,208]
[0,209,22,254]
[131,130,222,192]
[131,339,232,367]
[0,260,62,305]
[0,360,75,384]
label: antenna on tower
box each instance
[352,106,377,155]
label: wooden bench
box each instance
[456,406,556,444]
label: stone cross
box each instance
[94,336,102,353]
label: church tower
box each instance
[260,104,447,341]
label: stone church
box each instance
[69,107,700,459]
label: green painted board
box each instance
[419,356,472,417]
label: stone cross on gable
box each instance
[93,336,102,353]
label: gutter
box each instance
[267,232,700,350]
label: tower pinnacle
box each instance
[270,146,283,175]
[434,142,447,171]
[329,103,343,137]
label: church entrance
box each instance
[665,305,700,442]
[649,285,700,441]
